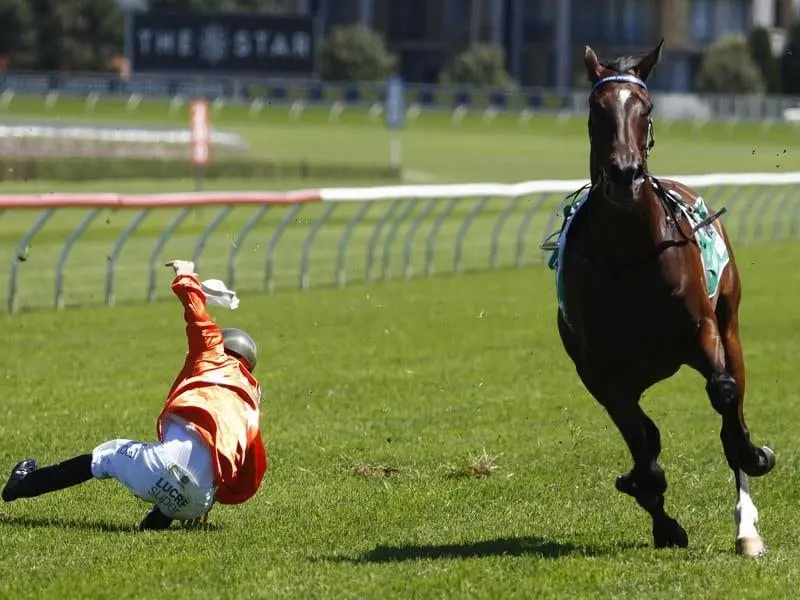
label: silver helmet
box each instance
[221,328,258,371]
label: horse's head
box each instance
[584,40,664,207]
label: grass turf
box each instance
[0,243,799,599]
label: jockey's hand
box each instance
[165,260,196,277]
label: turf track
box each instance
[1,248,799,599]
[0,96,799,599]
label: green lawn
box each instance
[1,245,799,599]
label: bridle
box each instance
[541,70,709,267]
[585,73,699,253]
[588,73,656,161]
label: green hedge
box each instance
[0,156,402,182]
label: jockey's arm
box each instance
[166,261,224,358]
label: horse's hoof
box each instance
[736,536,767,558]
[615,473,637,497]
[744,446,776,477]
[760,446,777,474]
[653,517,689,549]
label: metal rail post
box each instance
[335,202,372,288]
[227,206,269,289]
[54,208,101,309]
[265,204,303,294]
[381,197,419,280]
[365,199,402,282]
[299,203,337,291]
[453,197,489,274]
[489,195,525,269]
[516,193,555,268]
[192,205,234,270]
[425,197,459,277]
[402,197,438,280]
[106,209,150,306]
[7,208,56,314]
[148,207,191,302]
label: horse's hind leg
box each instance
[602,399,688,549]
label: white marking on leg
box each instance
[734,470,760,541]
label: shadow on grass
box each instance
[320,536,649,563]
[0,514,221,533]
[0,514,136,533]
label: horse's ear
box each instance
[636,39,664,82]
[584,45,604,84]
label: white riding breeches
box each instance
[90,416,216,520]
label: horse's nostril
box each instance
[607,164,624,182]
[607,163,644,185]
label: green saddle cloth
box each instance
[547,187,730,328]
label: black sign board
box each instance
[130,11,315,75]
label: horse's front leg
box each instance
[603,401,688,550]
[696,310,774,557]
[700,314,775,477]
[734,470,764,557]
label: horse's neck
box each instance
[589,153,602,187]
[582,187,666,263]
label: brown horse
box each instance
[551,40,776,557]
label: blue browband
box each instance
[591,74,648,94]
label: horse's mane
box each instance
[600,55,644,75]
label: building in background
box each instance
[564,0,754,92]
[299,0,798,91]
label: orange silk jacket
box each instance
[157,273,267,505]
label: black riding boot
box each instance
[1,454,93,501]
[139,507,174,531]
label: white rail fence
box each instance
[2,172,800,312]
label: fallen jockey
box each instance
[2,259,268,530]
